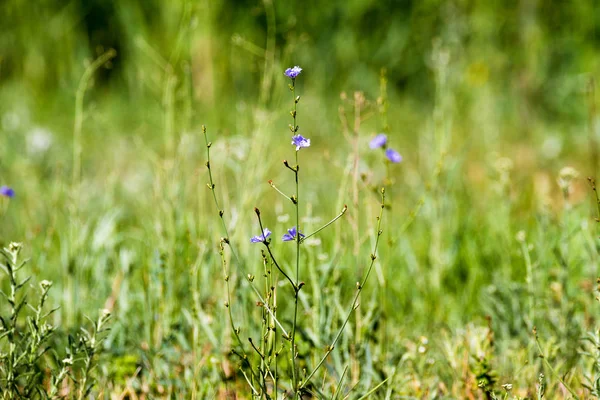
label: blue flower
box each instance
[284,66,302,79]
[250,228,272,243]
[282,226,304,242]
[369,134,387,149]
[385,148,402,163]
[0,186,15,198]
[292,135,310,151]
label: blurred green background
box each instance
[2,0,599,130]
[2,0,600,397]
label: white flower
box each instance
[27,127,53,155]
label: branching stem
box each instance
[300,188,386,390]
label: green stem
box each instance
[290,78,300,397]
[300,189,386,390]
[521,240,534,329]
[301,205,348,242]
[269,180,294,202]
[203,126,291,397]
[203,126,241,264]
[534,330,580,400]
[73,49,117,188]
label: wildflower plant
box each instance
[203,66,386,398]
[0,242,111,399]
[583,177,600,397]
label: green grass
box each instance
[2,0,600,398]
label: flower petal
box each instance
[385,148,402,163]
[0,186,15,198]
[292,135,310,151]
[284,66,302,79]
[251,228,272,243]
[369,134,387,149]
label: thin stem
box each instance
[249,338,265,360]
[222,241,282,396]
[290,78,301,396]
[300,205,348,242]
[300,188,386,389]
[264,243,297,293]
[520,238,534,329]
[589,178,600,220]
[588,78,598,175]
[254,209,297,291]
[206,127,256,382]
[272,257,279,399]
[356,377,390,400]
[533,328,580,400]
[203,126,240,263]
[203,129,283,332]
[219,241,252,363]
[261,252,272,400]
[240,368,261,397]
[203,126,294,397]
[268,180,294,203]
[73,49,117,188]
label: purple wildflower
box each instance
[292,135,310,151]
[385,148,402,163]
[282,226,305,242]
[250,228,272,243]
[0,186,15,198]
[369,134,387,149]
[284,66,302,79]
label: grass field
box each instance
[2,1,600,398]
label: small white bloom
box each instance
[27,127,53,155]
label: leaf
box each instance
[42,306,60,319]
[15,276,32,292]
[13,295,28,318]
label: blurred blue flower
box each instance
[282,226,304,242]
[369,134,387,149]
[0,186,15,198]
[250,228,271,243]
[385,148,402,163]
[284,66,302,79]
[292,135,310,151]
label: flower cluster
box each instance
[251,226,304,243]
[369,134,402,163]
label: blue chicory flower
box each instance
[369,134,387,149]
[250,228,272,243]
[291,135,310,151]
[284,66,302,79]
[282,226,304,242]
[0,186,15,198]
[385,148,402,163]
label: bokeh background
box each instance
[2,0,600,397]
